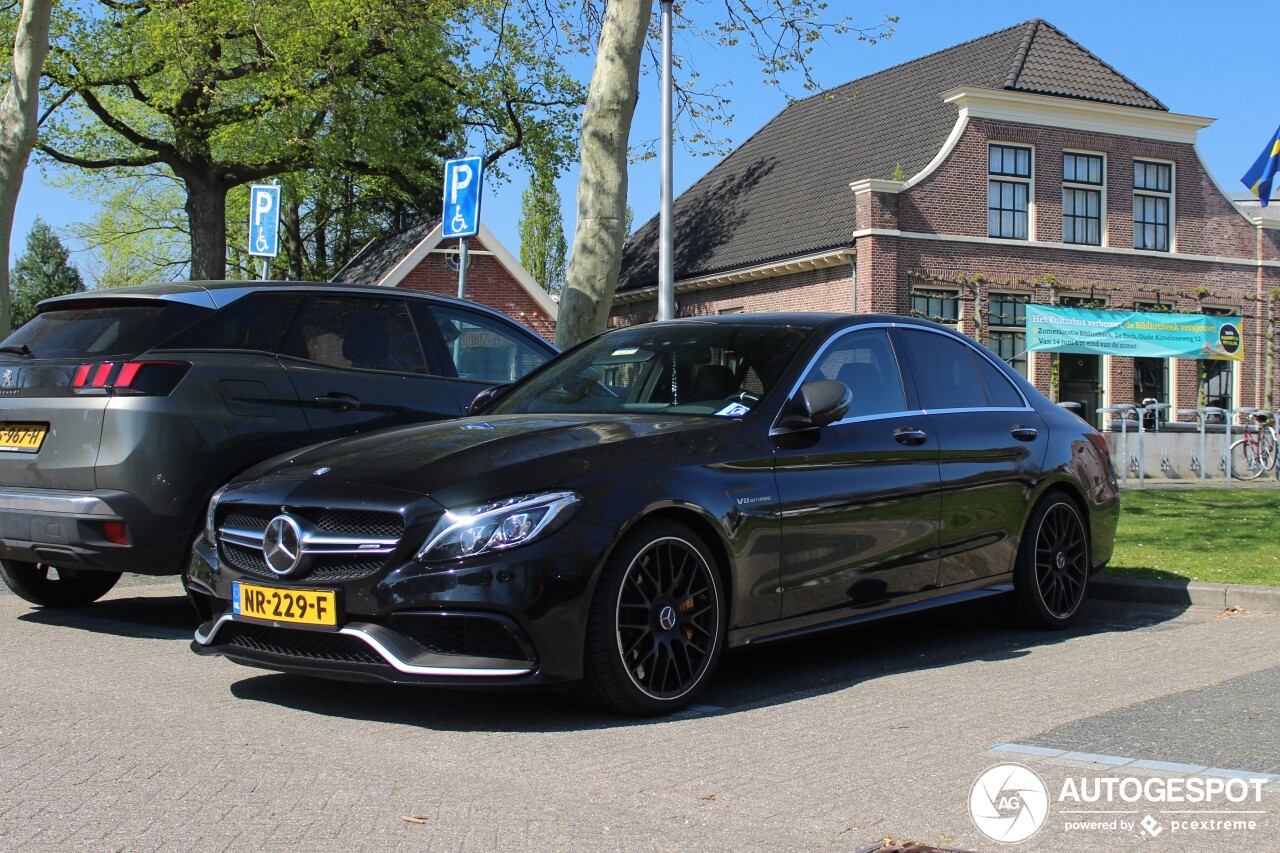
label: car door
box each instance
[773,326,942,618]
[277,292,463,441]
[892,327,1047,587]
[420,303,556,412]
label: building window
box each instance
[1133,301,1172,424]
[988,292,1029,378]
[988,144,1031,240]
[1134,160,1172,251]
[1063,152,1103,246]
[910,288,959,326]
[1200,306,1236,419]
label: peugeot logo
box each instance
[0,369,13,388]
[262,514,305,576]
[657,604,677,632]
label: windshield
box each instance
[488,322,812,418]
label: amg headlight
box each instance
[417,491,581,562]
[205,485,228,546]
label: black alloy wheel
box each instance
[0,560,122,608]
[580,521,724,715]
[1009,494,1090,629]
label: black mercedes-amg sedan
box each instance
[188,314,1119,715]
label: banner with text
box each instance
[1026,306,1243,361]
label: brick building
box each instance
[615,19,1280,426]
[336,218,557,342]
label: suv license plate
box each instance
[232,582,338,627]
[0,424,47,452]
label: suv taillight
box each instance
[70,361,190,396]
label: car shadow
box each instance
[226,598,1190,732]
[16,593,198,641]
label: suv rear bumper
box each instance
[0,486,175,575]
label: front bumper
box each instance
[187,520,614,687]
[0,486,173,575]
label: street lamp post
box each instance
[658,0,675,321]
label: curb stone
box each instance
[1090,575,1280,614]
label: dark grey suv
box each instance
[0,281,555,607]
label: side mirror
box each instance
[776,380,852,431]
[467,384,509,416]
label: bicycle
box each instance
[1230,412,1278,480]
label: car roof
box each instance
[627,312,962,335]
[37,280,544,336]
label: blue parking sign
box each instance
[248,185,281,257]
[442,156,484,239]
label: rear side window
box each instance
[1,301,209,359]
[280,295,429,374]
[804,328,907,418]
[974,352,1026,407]
[158,291,302,353]
[896,328,987,410]
[431,305,551,383]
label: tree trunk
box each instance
[183,173,229,280]
[555,0,651,349]
[283,196,304,280]
[0,0,54,337]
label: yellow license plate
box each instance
[233,582,338,627]
[0,423,47,452]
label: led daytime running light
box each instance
[418,491,580,562]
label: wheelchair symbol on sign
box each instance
[255,231,270,253]
[451,208,469,234]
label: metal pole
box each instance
[260,259,269,281]
[457,237,469,300]
[657,0,675,322]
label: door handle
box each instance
[893,427,928,446]
[1010,426,1039,442]
[314,392,361,412]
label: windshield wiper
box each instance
[0,344,32,357]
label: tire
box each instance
[1230,438,1266,480]
[578,520,725,716]
[1008,494,1090,630]
[0,561,122,608]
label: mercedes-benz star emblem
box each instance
[262,514,305,576]
[657,604,677,632]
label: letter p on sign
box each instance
[442,156,484,239]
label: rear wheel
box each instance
[1008,495,1090,629]
[1230,438,1266,480]
[578,520,725,716]
[0,561,122,608]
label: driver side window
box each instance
[805,328,908,418]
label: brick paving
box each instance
[0,581,1275,852]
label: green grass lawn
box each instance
[1104,488,1280,587]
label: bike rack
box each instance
[1177,407,1223,483]
[1097,406,1137,483]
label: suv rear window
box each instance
[1,300,210,359]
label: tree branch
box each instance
[38,143,163,169]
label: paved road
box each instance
[0,578,1276,853]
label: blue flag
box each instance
[1241,124,1280,207]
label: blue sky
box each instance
[10,1,1280,273]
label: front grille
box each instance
[217,503,405,582]
[217,622,383,666]
[389,613,531,662]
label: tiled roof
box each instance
[618,19,1167,293]
[332,217,442,284]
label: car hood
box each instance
[247,413,740,505]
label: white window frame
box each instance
[910,286,961,328]
[1062,149,1106,246]
[1133,157,1176,253]
[988,142,1035,241]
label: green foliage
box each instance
[32,0,585,278]
[9,218,85,327]
[518,155,567,294]
[890,162,907,182]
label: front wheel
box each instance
[578,520,725,715]
[0,561,122,608]
[1008,495,1090,630]
[1230,438,1266,480]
